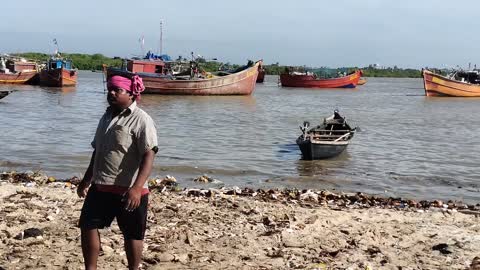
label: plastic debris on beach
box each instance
[193,175,222,184]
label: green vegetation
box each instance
[11,52,423,77]
[361,66,421,78]
[12,52,122,71]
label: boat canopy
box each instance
[145,51,172,61]
[310,67,351,79]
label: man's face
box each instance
[107,86,132,107]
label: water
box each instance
[1,71,479,203]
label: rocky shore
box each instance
[1,171,479,270]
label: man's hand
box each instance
[77,180,91,198]
[124,186,143,211]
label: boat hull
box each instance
[280,70,361,88]
[297,138,348,160]
[422,69,480,97]
[39,68,77,87]
[0,71,38,84]
[108,61,261,95]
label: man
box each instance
[77,74,158,270]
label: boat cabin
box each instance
[126,59,165,74]
[47,59,74,70]
[455,70,480,84]
[1,57,37,73]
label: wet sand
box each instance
[1,172,480,270]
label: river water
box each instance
[1,71,479,202]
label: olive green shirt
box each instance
[91,101,158,188]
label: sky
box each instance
[2,0,480,68]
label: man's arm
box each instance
[77,150,96,198]
[125,149,155,211]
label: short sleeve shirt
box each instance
[91,101,158,188]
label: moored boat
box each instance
[280,69,362,88]
[256,66,265,83]
[39,57,77,87]
[107,58,261,95]
[422,69,480,97]
[297,111,356,160]
[0,56,38,84]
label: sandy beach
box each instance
[1,172,480,270]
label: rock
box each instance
[185,230,195,245]
[15,228,43,240]
[175,253,190,264]
[154,252,175,262]
[470,256,480,270]
[262,216,276,227]
[283,237,306,248]
[432,243,452,255]
[101,245,114,256]
[266,247,284,258]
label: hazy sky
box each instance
[3,0,479,68]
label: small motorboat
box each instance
[0,90,15,100]
[297,110,356,160]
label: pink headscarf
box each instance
[107,75,145,97]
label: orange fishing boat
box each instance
[422,69,480,97]
[0,57,38,84]
[107,59,261,95]
[280,69,362,88]
[39,57,77,87]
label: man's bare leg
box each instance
[81,228,101,270]
[125,239,143,270]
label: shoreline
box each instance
[1,171,480,269]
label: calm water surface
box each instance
[1,71,479,202]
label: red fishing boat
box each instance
[422,69,480,97]
[280,69,362,88]
[107,58,261,95]
[39,57,77,87]
[0,57,38,84]
[256,66,265,83]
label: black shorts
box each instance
[79,185,148,240]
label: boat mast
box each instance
[159,20,163,55]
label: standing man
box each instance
[77,74,158,270]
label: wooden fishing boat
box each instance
[297,111,356,160]
[280,69,362,88]
[422,69,480,97]
[107,59,261,95]
[358,78,367,85]
[39,58,77,87]
[0,57,38,84]
[256,66,265,83]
